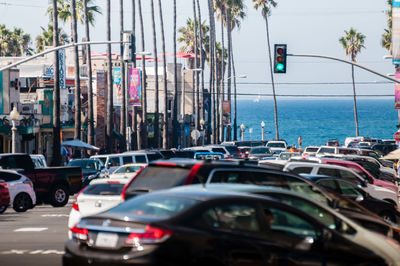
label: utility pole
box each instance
[120,0,127,151]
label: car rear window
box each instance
[147,153,163,161]
[83,183,125,196]
[305,147,318,152]
[126,166,191,191]
[318,148,335,154]
[109,194,199,220]
[267,143,285,148]
[224,146,239,154]
[212,148,226,153]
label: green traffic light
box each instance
[276,63,284,71]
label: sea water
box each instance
[236,99,398,147]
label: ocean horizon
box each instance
[236,98,398,147]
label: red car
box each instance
[0,179,10,214]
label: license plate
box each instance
[95,233,118,248]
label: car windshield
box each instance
[108,194,200,220]
[279,153,297,160]
[250,148,271,154]
[114,165,142,174]
[267,143,285,148]
[83,183,125,196]
[69,160,99,171]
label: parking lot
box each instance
[0,202,71,266]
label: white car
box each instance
[0,170,36,212]
[265,140,287,154]
[68,178,130,238]
[283,162,399,206]
[109,163,146,179]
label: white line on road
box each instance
[41,214,69,217]
[0,249,64,255]
[14,227,48,232]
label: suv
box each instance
[265,140,287,154]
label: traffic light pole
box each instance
[0,40,125,73]
[287,53,400,84]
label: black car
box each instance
[300,174,400,223]
[371,144,397,156]
[64,189,388,266]
[68,159,105,186]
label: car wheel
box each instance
[380,211,396,223]
[50,184,69,207]
[0,205,7,214]
[13,193,32,212]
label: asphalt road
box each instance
[0,201,72,266]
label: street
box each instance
[0,201,72,266]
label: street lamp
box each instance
[261,121,265,141]
[10,106,20,153]
[240,123,245,141]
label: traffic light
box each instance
[122,32,135,62]
[274,44,287,73]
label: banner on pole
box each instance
[128,68,142,106]
[59,49,66,89]
[113,67,122,105]
[393,1,400,64]
[222,100,231,125]
[395,72,400,109]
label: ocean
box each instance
[237,99,398,147]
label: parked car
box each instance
[237,146,251,158]
[0,154,82,207]
[283,162,399,206]
[316,146,358,156]
[0,179,10,214]
[109,163,146,179]
[68,158,105,186]
[372,144,397,156]
[265,140,287,154]
[64,188,400,266]
[0,170,36,212]
[326,139,340,146]
[302,146,319,157]
[301,175,400,223]
[68,178,131,237]
[248,146,273,160]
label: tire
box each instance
[0,205,7,214]
[50,184,69,207]
[13,193,32,212]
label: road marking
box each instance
[0,249,64,255]
[14,227,48,232]
[41,214,69,217]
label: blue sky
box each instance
[0,0,395,99]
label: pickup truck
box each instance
[0,153,83,207]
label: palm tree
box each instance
[172,0,178,148]
[71,0,81,140]
[83,0,94,147]
[150,0,159,148]
[0,25,33,56]
[253,0,279,140]
[106,0,113,153]
[339,28,366,137]
[46,0,101,26]
[52,0,61,166]
[158,0,168,149]
[35,24,69,53]
[137,0,148,148]
[207,0,217,144]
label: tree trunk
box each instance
[131,0,137,150]
[158,0,168,149]
[150,0,159,148]
[52,0,61,166]
[207,0,215,144]
[83,0,94,149]
[72,0,81,141]
[172,0,178,148]
[226,8,232,141]
[351,64,359,137]
[219,7,225,143]
[193,0,199,131]
[120,0,127,151]
[106,0,113,153]
[264,17,279,140]
[138,0,148,148]
[196,0,205,125]
[231,41,238,141]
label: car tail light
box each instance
[121,165,147,201]
[72,202,79,211]
[125,225,172,245]
[107,181,120,184]
[70,225,88,241]
[23,179,34,189]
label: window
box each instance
[291,167,313,174]
[122,156,133,164]
[0,172,21,182]
[211,148,226,154]
[317,167,338,177]
[318,147,335,154]
[337,181,363,198]
[147,153,162,161]
[202,204,260,232]
[315,180,339,193]
[338,170,361,184]
[114,165,142,174]
[135,155,147,163]
[83,183,125,196]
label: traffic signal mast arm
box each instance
[287,53,400,84]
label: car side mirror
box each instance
[355,195,364,202]
[295,236,315,251]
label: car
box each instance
[0,179,10,214]
[302,146,319,157]
[301,175,400,223]
[64,188,400,266]
[265,140,287,154]
[326,139,340,146]
[68,158,105,186]
[316,146,358,156]
[0,170,36,212]
[109,163,146,179]
[372,144,397,156]
[68,177,131,235]
[237,146,251,158]
[283,162,399,206]
[248,146,273,160]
